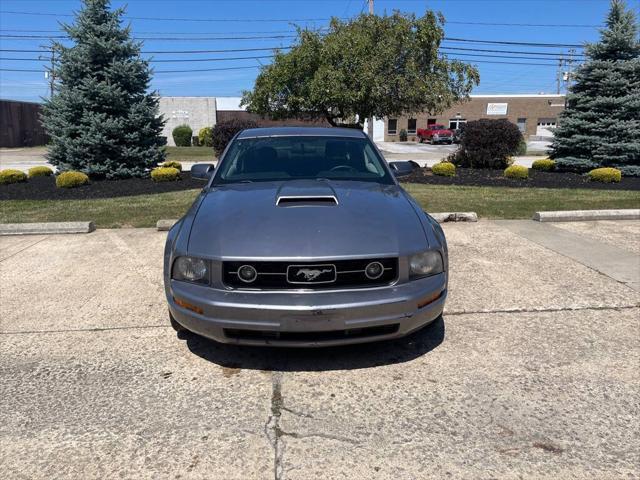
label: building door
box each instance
[449,118,466,130]
[536,118,557,137]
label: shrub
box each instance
[532,159,556,171]
[198,127,214,147]
[172,125,193,147]
[151,167,180,182]
[399,129,408,141]
[212,118,258,156]
[162,161,182,172]
[515,138,527,156]
[56,171,89,188]
[28,166,54,178]
[451,119,524,169]
[588,167,621,183]
[554,157,599,173]
[0,169,27,185]
[504,165,529,180]
[431,162,456,177]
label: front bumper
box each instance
[167,273,446,347]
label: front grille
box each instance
[224,324,399,342]
[223,258,398,290]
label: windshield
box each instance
[213,136,395,185]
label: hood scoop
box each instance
[275,180,339,207]
[277,195,338,207]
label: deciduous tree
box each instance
[241,11,480,129]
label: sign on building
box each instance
[486,103,508,115]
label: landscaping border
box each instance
[0,221,95,235]
[533,209,640,222]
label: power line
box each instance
[0,10,344,22]
[0,33,587,50]
[0,55,276,62]
[445,37,584,48]
[0,10,603,28]
[0,46,292,54]
[0,33,297,40]
[440,46,586,57]
[0,56,580,75]
[445,21,599,28]
[0,65,260,73]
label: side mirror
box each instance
[191,163,215,181]
[389,161,416,177]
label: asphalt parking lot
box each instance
[1,220,639,479]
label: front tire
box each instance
[169,311,186,333]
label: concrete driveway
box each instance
[1,221,639,479]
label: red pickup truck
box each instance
[417,125,454,144]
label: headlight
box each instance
[172,256,209,284]
[409,250,443,278]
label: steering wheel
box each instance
[329,165,358,172]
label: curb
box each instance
[430,212,478,223]
[157,219,178,231]
[533,209,640,222]
[0,221,95,236]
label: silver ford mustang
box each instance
[164,127,448,347]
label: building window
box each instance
[427,118,436,126]
[407,118,417,134]
[388,118,398,135]
[449,118,466,130]
[517,118,527,133]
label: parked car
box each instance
[417,125,454,144]
[164,127,448,347]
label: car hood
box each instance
[187,180,429,259]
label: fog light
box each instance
[238,265,258,283]
[365,261,384,280]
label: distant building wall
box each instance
[158,97,216,146]
[384,94,566,141]
[0,100,48,148]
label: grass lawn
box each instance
[165,146,215,163]
[1,184,638,229]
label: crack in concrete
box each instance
[0,235,50,263]
[278,429,360,445]
[265,371,285,480]
[4,305,638,335]
[281,405,314,419]
[445,304,639,317]
[264,372,358,479]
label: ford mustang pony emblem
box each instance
[296,268,332,281]
[286,264,337,284]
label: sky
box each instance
[0,0,619,103]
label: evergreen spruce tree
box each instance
[551,0,640,175]
[41,0,166,178]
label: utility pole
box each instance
[366,0,374,139]
[39,44,57,98]
[566,48,575,91]
[556,55,563,94]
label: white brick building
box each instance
[158,97,217,146]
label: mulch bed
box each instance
[0,173,205,200]
[404,167,640,191]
